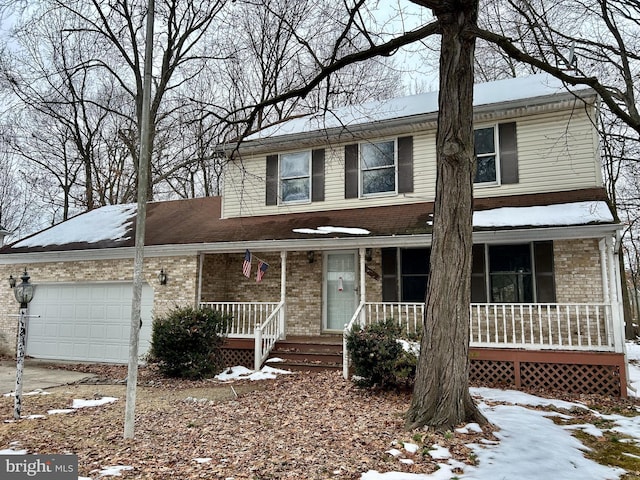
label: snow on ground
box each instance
[4,349,640,479]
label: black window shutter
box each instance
[344,144,359,199]
[397,136,414,193]
[381,248,399,302]
[311,149,325,202]
[499,122,518,184]
[534,241,556,302]
[266,155,278,206]
[471,244,487,303]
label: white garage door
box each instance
[25,282,154,363]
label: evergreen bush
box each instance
[148,305,230,379]
[345,318,418,389]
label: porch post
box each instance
[606,235,624,353]
[359,247,366,304]
[280,250,287,340]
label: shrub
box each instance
[345,318,418,389]
[148,305,231,379]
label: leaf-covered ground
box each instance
[0,367,487,479]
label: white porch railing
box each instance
[254,301,285,370]
[469,303,614,351]
[343,301,617,377]
[199,302,280,337]
[200,301,285,370]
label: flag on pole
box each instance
[256,260,269,283]
[242,249,252,278]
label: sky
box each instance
[2,347,640,480]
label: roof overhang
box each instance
[0,222,621,265]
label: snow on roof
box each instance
[11,204,136,248]
[293,226,371,235]
[5,199,611,250]
[473,201,613,228]
[248,73,590,140]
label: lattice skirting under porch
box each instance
[469,348,627,397]
[221,339,254,368]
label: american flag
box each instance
[242,249,252,278]
[256,260,269,283]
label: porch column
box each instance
[606,235,624,353]
[279,250,287,339]
[359,247,366,304]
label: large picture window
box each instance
[381,248,430,302]
[361,140,396,195]
[471,241,555,303]
[280,151,310,203]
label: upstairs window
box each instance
[266,149,325,206]
[345,136,413,199]
[474,127,498,185]
[474,122,519,186]
[280,151,310,203]
[361,140,396,195]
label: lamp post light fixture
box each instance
[11,269,35,420]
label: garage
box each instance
[25,282,154,363]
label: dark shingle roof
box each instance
[0,187,614,254]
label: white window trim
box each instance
[474,125,501,188]
[279,150,312,205]
[359,138,398,198]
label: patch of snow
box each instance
[12,204,136,248]
[47,409,75,415]
[194,458,212,464]
[0,448,28,454]
[564,423,604,437]
[473,201,613,227]
[72,397,118,409]
[463,403,624,480]
[265,357,285,363]
[292,226,370,235]
[214,365,294,382]
[456,422,483,434]
[427,445,450,460]
[403,443,419,454]
[94,465,134,477]
[386,448,402,457]
[470,387,586,410]
[397,339,420,355]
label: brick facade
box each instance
[554,238,604,303]
[0,255,198,355]
[0,239,607,356]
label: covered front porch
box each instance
[195,232,627,395]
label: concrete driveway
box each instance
[0,360,96,395]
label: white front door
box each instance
[324,251,359,331]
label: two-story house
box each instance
[0,74,628,396]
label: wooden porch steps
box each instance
[267,336,343,372]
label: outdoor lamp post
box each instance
[11,270,35,419]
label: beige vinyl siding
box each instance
[222,107,600,218]
[474,109,601,199]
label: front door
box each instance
[324,251,359,331]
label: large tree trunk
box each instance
[405,1,487,430]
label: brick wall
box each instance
[0,255,198,355]
[554,238,604,303]
[200,249,384,336]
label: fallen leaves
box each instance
[0,368,492,479]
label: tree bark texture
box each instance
[405,1,487,431]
